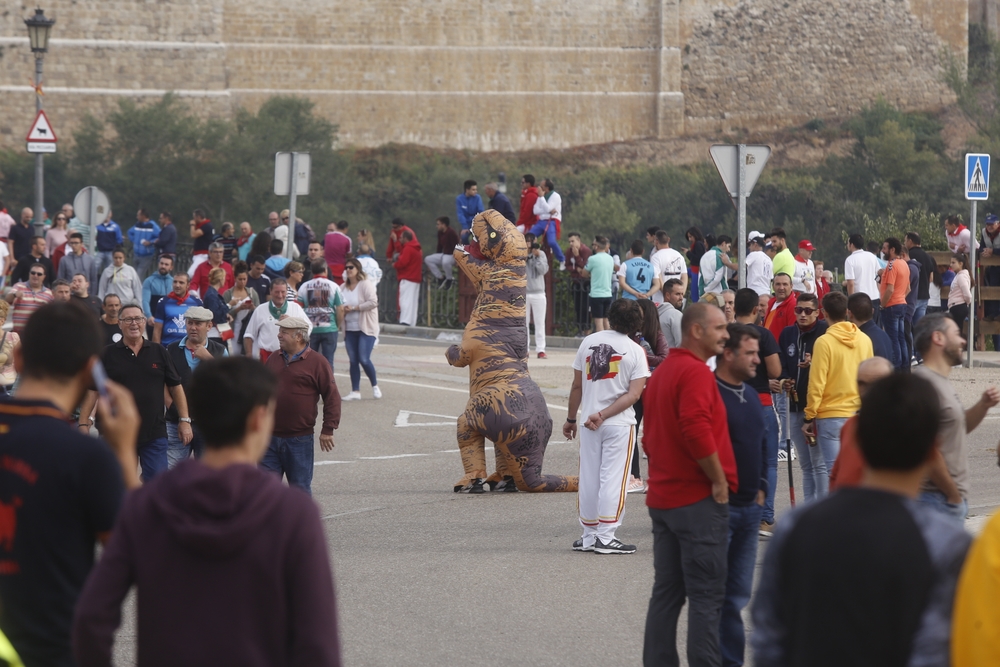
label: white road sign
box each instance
[274,152,311,196]
[710,144,771,201]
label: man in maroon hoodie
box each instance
[516,174,540,233]
[393,230,423,326]
[641,302,739,667]
[72,356,341,667]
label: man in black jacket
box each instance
[165,306,227,467]
[778,292,829,502]
[904,232,937,328]
[483,182,516,224]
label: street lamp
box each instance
[24,8,55,237]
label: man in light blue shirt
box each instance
[582,236,616,332]
[127,208,161,281]
[142,255,175,333]
[618,239,661,300]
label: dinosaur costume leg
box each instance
[453,407,488,491]
[494,410,578,493]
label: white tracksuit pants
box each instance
[398,279,420,326]
[578,423,634,546]
[424,253,455,280]
[526,292,547,354]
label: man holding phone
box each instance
[0,302,141,667]
[80,303,192,481]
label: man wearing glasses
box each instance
[190,242,235,299]
[5,264,53,333]
[80,303,191,482]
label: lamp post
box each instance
[25,8,55,238]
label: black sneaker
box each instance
[501,475,519,493]
[594,537,636,554]
[436,277,446,289]
[444,279,454,290]
[572,539,594,552]
[453,478,487,494]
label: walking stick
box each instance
[785,394,796,508]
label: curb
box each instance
[380,323,584,349]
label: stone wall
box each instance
[0,0,968,151]
[682,0,963,134]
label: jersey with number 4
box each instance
[618,257,653,300]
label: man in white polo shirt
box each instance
[650,231,687,303]
[844,233,883,324]
[745,231,773,307]
[243,277,310,361]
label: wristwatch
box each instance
[179,417,192,424]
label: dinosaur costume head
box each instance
[469,209,526,263]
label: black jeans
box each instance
[631,396,644,479]
[571,280,591,333]
[644,497,730,667]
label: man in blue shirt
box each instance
[143,255,175,334]
[618,239,660,300]
[152,273,203,346]
[127,208,161,281]
[715,323,768,667]
[154,211,177,258]
[483,183,516,225]
[848,293,892,362]
[95,213,123,279]
[264,238,292,280]
[455,180,484,244]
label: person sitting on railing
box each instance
[424,216,459,290]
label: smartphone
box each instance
[92,359,111,404]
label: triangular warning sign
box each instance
[25,110,57,143]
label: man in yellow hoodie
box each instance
[802,291,873,495]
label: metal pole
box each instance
[87,187,98,256]
[968,200,978,369]
[286,153,298,260]
[737,143,747,287]
[33,54,44,238]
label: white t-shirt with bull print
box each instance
[572,330,650,427]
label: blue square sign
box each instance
[966,153,990,200]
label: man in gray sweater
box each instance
[525,232,549,358]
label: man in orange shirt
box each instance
[829,356,894,490]
[880,237,911,370]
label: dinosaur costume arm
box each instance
[446,343,471,368]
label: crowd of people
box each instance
[5,182,1000,667]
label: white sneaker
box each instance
[343,391,361,401]
[372,386,382,399]
[558,261,566,271]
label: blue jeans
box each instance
[344,330,377,391]
[815,417,847,482]
[688,268,699,302]
[790,411,828,501]
[260,434,316,495]
[95,250,114,279]
[761,403,779,524]
[771,392,788,443]
[882,304,907,369]
[166,421,204,469]
[918,490,968,525]
[309,330,338,369]
[527,219,566,262]
[137,436,168,482]
[720,502,763,667]
[913,299,928,327]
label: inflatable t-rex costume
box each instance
[446,209,578,493]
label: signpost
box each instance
[709,144,771,287]
[26,109,58,237]
[26,110,57,154]
[965,153,991,368]
[73,186,110,256]
[274,152,311,260]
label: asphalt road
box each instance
[108,335,1000,666]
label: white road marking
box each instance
[394,410,458,427]
[321,507,385,520]
[314,460,356,466]
[334,372,568,411]
[358,453,431,460]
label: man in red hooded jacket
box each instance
[394,230,423,326]
[516,174,540,233]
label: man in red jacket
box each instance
[394,230,423,326]
[642,302,738,667]
[516,174,540,233]
[385,218,418,262]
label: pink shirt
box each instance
[324,232,351,267]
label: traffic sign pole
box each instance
[969,199,977,369]
[286,153,299,260]
[738,144,747,287]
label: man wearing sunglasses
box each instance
[778,293,829,502]
[5,264,53,333]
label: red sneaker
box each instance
[537,352,548,359]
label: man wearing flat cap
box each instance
[164,306,229,467]
[261,316,341,495]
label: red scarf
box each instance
[236,234,252,247]
[165,291,190,304]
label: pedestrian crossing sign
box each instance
[966,153,990,200]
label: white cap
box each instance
[748,231,765,243]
